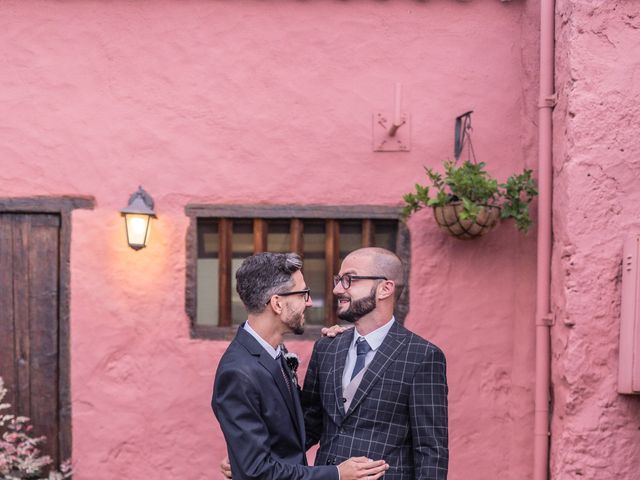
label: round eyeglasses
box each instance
[333,274,388,289]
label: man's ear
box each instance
[378,280,395,301]
[267,295,283,315]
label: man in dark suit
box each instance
[212,252,389,480]
[302,247,449,479]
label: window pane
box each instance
[197,259,219,325]
[231,258,247,325]
[303,221,325,257]
[304,258,325,326]
[232,220,253,256]
[302,221,326,325]
[231,220,254,324]
[197,220,219,325]
[373,220,397,251]
[198,219,218,258]
[267,220,291,253]
[339,220,362,262]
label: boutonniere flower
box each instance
[280,344,300,387]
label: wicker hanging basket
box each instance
[433,202,501,240]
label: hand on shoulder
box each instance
[320,324,353,338]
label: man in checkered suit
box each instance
[302,247,449,479]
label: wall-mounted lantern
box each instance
[120,186,156,250]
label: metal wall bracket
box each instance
[372,112,411,152]
[537,313,556,327]
[539,93,558,109]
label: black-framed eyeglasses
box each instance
[269,288,311,303]
[333,274,388,289]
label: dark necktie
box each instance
[351,337,371,380]
[278,354,293,395]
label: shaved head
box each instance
[344,247,405,300]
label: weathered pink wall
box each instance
[0,1,540,479]
[552,1,640,478]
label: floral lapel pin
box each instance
[280,344,300,388]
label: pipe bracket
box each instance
[538,93,558,109]
[537,313,555,326]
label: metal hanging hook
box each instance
[454,110,476,162]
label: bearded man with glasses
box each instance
[302,247,449,480]
[212,252,389,480]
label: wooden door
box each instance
[0,213,64,466]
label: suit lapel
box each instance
[282,357,306,448]
[260,354,304,438]
[344,322,408,418]
[293,388,306,449]
[235,326,304,443]
[332,329,354,419]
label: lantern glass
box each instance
[124,213,151,250]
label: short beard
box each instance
[337,286,377,323]
[284,306,305,335]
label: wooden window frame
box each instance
[185,204,410,341]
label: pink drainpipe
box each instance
[534,0,555,479]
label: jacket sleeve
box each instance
[301,343,324,451]
[409,347,449,480]
[213,366,338,480]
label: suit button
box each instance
[326,459,332,465]
[341,397,347,403]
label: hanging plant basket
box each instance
[402,111,538,240]
[433,202,501,240]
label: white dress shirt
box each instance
[244,320,281,359]
[342,316,395,392]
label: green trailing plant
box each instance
[402,160,538,233]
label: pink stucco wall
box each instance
[0,1,542,479]
[552,1,640,478]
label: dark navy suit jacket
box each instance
[212,325,338,480]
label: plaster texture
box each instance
[552,1,640,478]
[0,1,540,479]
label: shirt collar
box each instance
[244,320,281,359]
[352,316,395,351]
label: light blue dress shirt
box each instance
[342,316,395,391]
[244,320,281,359]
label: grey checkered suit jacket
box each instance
[301,321,448,480]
